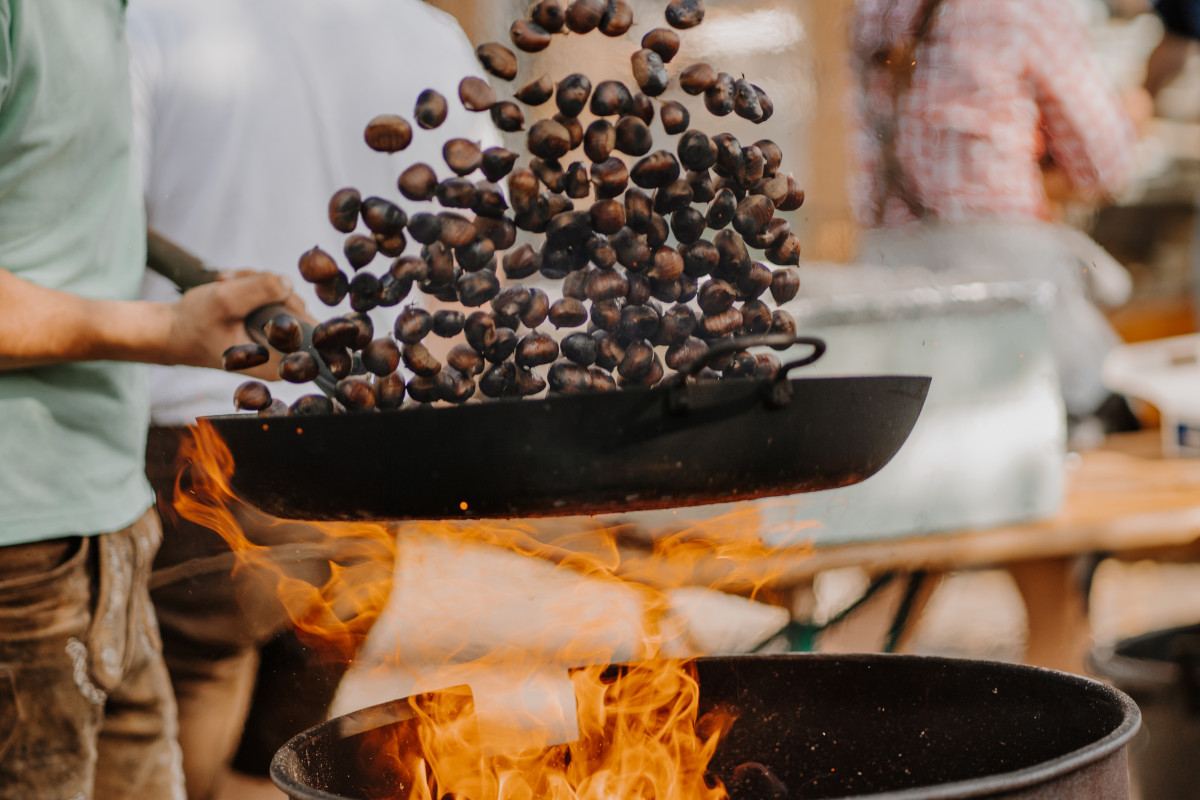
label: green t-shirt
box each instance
[0,0,154,542]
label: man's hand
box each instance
[162,273,304,379]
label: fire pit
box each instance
[272,654,1140,800]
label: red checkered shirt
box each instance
[848,0,1137,228]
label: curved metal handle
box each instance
[672,332,824,383]
[778,337,828,375]
[667,333,827,413]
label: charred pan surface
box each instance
[206,375,929,521]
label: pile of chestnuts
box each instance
[224,0,806,416]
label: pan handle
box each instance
[667,333,826,413]
[145,230,339,400]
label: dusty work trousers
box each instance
[0,509,185,800]
[146,426,393,800]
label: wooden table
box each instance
[588,430,1200,673]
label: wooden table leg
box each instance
[1007,557,1092,674]
[816,572,942,654]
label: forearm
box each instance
[0,264,300,374]
[0,268,174,370]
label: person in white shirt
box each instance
[127,2,498,797]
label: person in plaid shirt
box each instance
[847,0,1139,422]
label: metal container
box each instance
[1090,623,1200,800]
[272,654,1140,799]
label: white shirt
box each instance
[128,0,500,423]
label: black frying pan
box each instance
[148,231,930,521]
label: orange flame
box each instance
[174,417,813,800]
[174,419,396,662]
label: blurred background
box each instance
[414,0,1200,662]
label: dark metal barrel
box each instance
[272,654,1140,800]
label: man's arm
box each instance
[1023,0,1138,200]
[0,267,297,374]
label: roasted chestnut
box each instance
[446,343,484,375]
[262,313,303,354]
[631,49,669,97]
[312,317,360,350]
[400,214,438,247]
[406,375,440,403]
[343,234,377,270]
[527,119,573,160]
[401,342,442,376]
[490,101,526,132]
[590,157,629,199]
[642,28,681,62]
[361,338,401,376]
[547,360,592,394]
[614,115,653,156]
[335,376,376,411]
[531,0,566,32]
[670,206,706,244]
[398,163,439,201]
[221,343,270,373]
[233,380,272,411]
[472,151,514,186]
[435,366,476,403]
[472,182,509,218]
[373,374,406,410]
[555,73,593,117]
[414,89,448,130]
[598,0,634,35]
[345,310,374,349]
[364,114,412,152]
[554,113,584,150]
[561,331,598,365]
[393,306,433,344]
[549,297,588,328]
[665,0,705,29]
[314,271,349,306]
[436,212,477,248]
[631,92,655,124]
[435,177,477,209]
[592,329,624,370]
[630,150,680,189]
[733,78,763,121]
[765,233,801,266]
[501,243,538,280]
[458,76,497,111]
[476,42,519,81]
[514,74,554,105]
[677,130,717,171]
[733,194,774,238]
[515,331,559,367]
[291,394,336,415]
[679,62,717,95]
[317,346,352,379]
[298,246,340,283]
[704,73,736,116]
[565,0,605,34]
[590,80,633,117]
[739,299,772,335]
[590,197,626,233]
[348,271,381,312]
[659,100,690,134]
[457,269,501,307]
[328,188,361,233]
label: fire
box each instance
[173,419,397,662]
[174,418,811,800]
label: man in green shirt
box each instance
[0,1,298,796]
